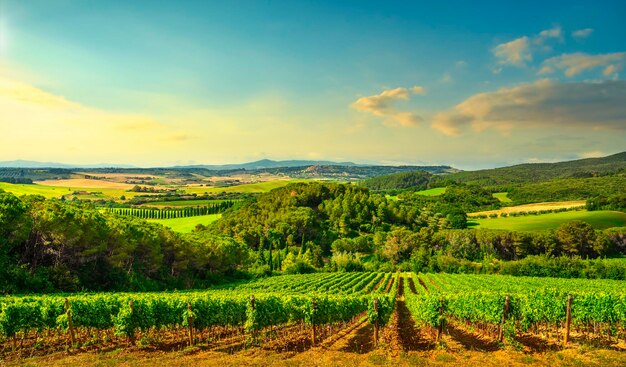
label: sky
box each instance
[0,0,625,169]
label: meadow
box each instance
[415,187,446,196]
[469,210,626,231]
[180,180,304,194]
[0,179,299,201]
[492,192,512,203]
[147,214,222,232]
[469,200,586,217]
[140,199,238,208]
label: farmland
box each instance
[0,178,300,201]
[469,200,586,217]
[415,187,446,196]
[147,214,222,232]
[140,199,237,208]
[0,182,150,200]
[469,210,626,231]
[181,180,304,194]
[492,192,512,203]
[3,272,626,366]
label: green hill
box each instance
[443,151,626,186]
[359,170,432,191]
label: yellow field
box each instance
[35,178,136,189]
[181,179,305,194]
[0,182,153,200]
[469,200,586,217]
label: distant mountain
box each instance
[446,151,626,185]
[0,160,136,169]
[173,159,361,170]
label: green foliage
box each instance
[405,273,626,338]
[587,193,626,212]
[359,171,432,192]
[439,151,626,186]
[470,210,626,231]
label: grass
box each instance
[180,180,305,194]
[141,199,237,207]
[469,210,626,231]
[492,192,512,203]
[147,214,221,232]
[470,200,586,217]
[0,182,152,200]
[415,187,446,196]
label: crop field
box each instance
[492,192,512,203]
[140,199,238,208]
[34,178,137,190]
[469,210,626,231]
[181,180,304,194]
[147,214,222,232]
[470,200,586,217]
[3,272,626,366]
[0,182,152,200]
[415,187,446,196]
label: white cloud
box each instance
[351,86,426,127]
[411,86,426,95]
[493,36,531,66]
[572,28,594,39]
[431,79,626,136]
[540,52,626,77]
[493,27,565,68]
[536,26,563,44]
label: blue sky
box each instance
[0,0,625,169]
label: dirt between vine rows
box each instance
[5,275,626,366]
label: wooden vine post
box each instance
[373,299,379,346]
[64,298,76,346]
[187,302,195,346]
[564,294,573,345]
[249,295,256,341]
[498,295,510,342]
[129,300,136,346]
[436,300,444,342]
[311,298,316,346]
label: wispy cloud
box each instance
[493,36,531,66]
[539,52,626,77]
[536,26,563,44]
[351,86,425,127]
[432,79,626,136]
[493,27,563,67]
[572,28,594,39]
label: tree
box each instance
[557,221,601,259]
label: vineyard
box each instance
[103,200,235,219]
[1,273,625,361]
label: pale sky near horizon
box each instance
[0,0,625,170]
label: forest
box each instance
[2,170,625,294]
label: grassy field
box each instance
[181,180,304,194]
[469,200,586,217]
[141,199,237,208]
[0,182,152,200]
[492,192,512,203]
[469,210,626,231]
[0,179,301,203]
[35,178,136,189]
[415,187,446,196]
[147,214,221,232]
